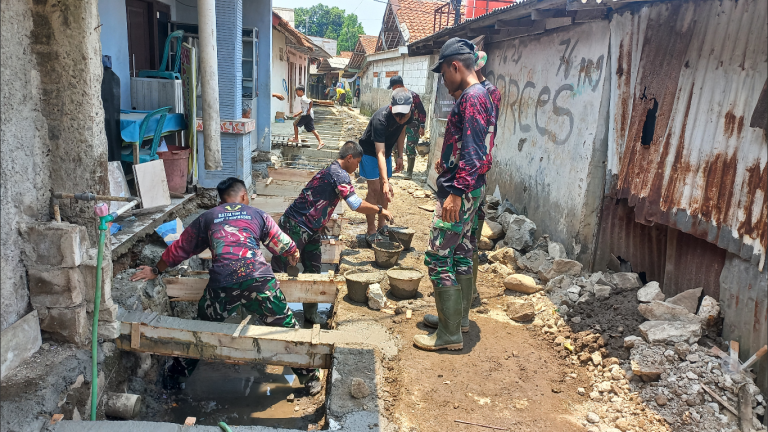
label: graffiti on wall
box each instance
[485,34,606,147]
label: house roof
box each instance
[359,35,378,54]
[376,0,465,52]
[345,35,378,71]
[272,12,313,51]
[338,51,354,59]
[317,56,350,73]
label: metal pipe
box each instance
[198,0,223,170]
[53,192,140,203]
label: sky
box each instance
[273,0,387,36]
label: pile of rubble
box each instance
[472,196,767,432]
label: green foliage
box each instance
[295,4,365,55]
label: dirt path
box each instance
[334,174,591,431]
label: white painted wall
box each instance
[98,0,132,109]
[271,29,289,116]
[360,54,434,118]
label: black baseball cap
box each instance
[430,37,475,73]
[390,88,413,114]
[387,75,404,89]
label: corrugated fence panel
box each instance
[607,0,768,267]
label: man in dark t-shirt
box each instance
[415,38,493,352]
[357,88,412,244]
[388,75,427,179]
[272,141,392,323]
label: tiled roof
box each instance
[359,35,378,54]
[395,0,465,42]
[338,51,354,59]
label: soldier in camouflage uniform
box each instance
[388,75,426,179]
[131,177,322,395]
[415,38,494,352]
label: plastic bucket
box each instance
[387,226,416,249]
[416,142,430,156]
[386,267,424,299]
[344,270,385,303]
[372,240,404,269]
[157,145,191,194]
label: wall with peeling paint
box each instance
[481,20,612,267]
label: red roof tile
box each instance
[358,35,378,54]
[338,51,354,59]
[395,0,465,42]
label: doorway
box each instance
[126,0,161,77]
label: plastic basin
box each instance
[344,270,385,303]
[372,240,403,269]
[386,266,424,299]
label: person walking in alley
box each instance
[353,85,361,108]
[387,75,426,180]
[288,85,325,150]
[358,88,413,245]
[131,177,324,395]
[414,38,493,351]
[272,141,393,324]
[335,85,347,107]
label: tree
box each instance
[295,4,365,55]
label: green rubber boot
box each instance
[413,284,463,351]
[422,276,472,333]
[403,156,416,179]
[303,303,323,324]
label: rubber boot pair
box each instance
[419,273,474,339]
[403,156,416,179]
[303,303,324,325]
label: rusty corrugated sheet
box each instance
[607,0,768,268]
[720,252,768,396]
[663,227,726,299]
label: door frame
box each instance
[126,0,168,75]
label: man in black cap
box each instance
[387,75,426,179]
[415,38,493,352]
[358,88,413,245]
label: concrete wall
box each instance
[0,0,52,330]
[481,21,611,266]
[243,0,273,151]
[359,54,436,121]
[98,0,132,109]
[1,0,108,330]
[271,29,289,115]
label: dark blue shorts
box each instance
[295,115,315,132]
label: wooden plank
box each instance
[545,17,574,30]
[232,315,251,337]
[702,384,738,415]
[739,385,753,432]
[131,322,141,349]
[495,18,534,29]
[133,160,171,209]
[1,310,42,380]
[489,21,547,43]
[730,340,740,373]
[267,167,317,182]
[115,312,333,368]
[531,9,558,19]
[574,8,607,22]
[280,146,338,161]
[311,324,320,345]
[165,274,341,303]
[249,196,295,213]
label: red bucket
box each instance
[157,145,191,194]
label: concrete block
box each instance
[327,346,379,421]
[1,310,42,379]
[19,222,88,267]
[80,253,114,310]
[93,302,119,322]
[97,321,120,340]
[39,303,89,346]
[27,265,84,308]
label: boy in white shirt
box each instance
[289,86,325,149]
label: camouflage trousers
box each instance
[271,216,322,274]
[424,186,485,288]
[404,122,420,157]
[167,277,317,381]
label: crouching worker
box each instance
[272,141,393,323]
[131,177,323,395]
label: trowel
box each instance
[286,265,300,277]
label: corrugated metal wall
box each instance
[606,0,768,267]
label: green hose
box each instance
[218,422,233,432]
[91,220,109,420]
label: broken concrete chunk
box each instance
[637,301,700,322]
[500,215,536,252]
[481,220,504,240]
[609,272,642,291]
[489,263,514,278]
[624,336,644,348]
[517,249,549,273]
[544,275,573,293]
[19,222,89,268]
[637,282,665,303]
[506,299,536,322]
[503,274,540,294]
[674,342,690,360]
[487,247,517,268]
[366,284,386,310]
[551,259,582,277]
[665,287,703,314]
[478,236,493,250]
[594,285,612,300]
[39,303,89,346]
[97,321,121,340]
[591,351,603,366]
[638,320,702,344]
[630,360,663,383]
[27,266,84,308]
[696,295,720,327]
[350,378,371,399]
[547,242,567,260]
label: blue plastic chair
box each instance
[138,30,184,80]
[121,106,172,164]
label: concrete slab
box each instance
[45,420,302,431]
[327,346,384,431]
[0,310,42,380]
